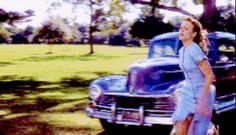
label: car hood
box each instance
[90,57,184,95]
[127,57,184,93]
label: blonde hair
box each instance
[183,16,209,55]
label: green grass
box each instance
[0,44,147,134]
[0,45,147,82]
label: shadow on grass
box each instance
[0,73,134,135]
[60,76,94,87]
[0,74,89,114]
[0,115,54,135]
[0,75,50,92]
[0,62,14,67]
[0,75,93,134]
[60,71,111,87]
[19,53,120,62]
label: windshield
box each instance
[149,39,180,58]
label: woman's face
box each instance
[179,20,196,42]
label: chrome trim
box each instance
[94,105,173,114]
[145,109,173,113]
[129,85,135,94]
[216,93,235,100]
[86,104,174,125]
[139,106,144,125]
[158,70,182,73]
[115,121,150,126]
[145,116,172,125]
[118,107,138,111]
[96,104,111,109]
[111,104,116,122]
[215,106,235,114]
[212,64,235,68]
[214,96,236,114]
[86,107,173,126]
[104,92,172,98]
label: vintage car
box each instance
[86,31,235,135]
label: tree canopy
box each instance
[0,8,34,25]
[130,16,173,39]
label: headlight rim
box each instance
[89,84,103,100]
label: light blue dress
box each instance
[171,42,215,135]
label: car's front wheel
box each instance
[169,122,219,135]
[216,109,236,135]
[99,119,126,132]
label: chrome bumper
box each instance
[86,104,173,126]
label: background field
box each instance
[0,45,147,135]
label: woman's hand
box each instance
[196,95,210,117]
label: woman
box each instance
[171,16,216,135]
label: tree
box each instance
[205,5,236,34]
[0,26,11,43]
[48,0,130,54]
[130,16,173,39]
[0,8,34,25]
[30,17,72,53]
[48,0,102,54]
[11,26,33,44]
[31,22,64,53]
[129,0,193,16]
[202,0,216,31]
[129,0,219,31]
[0,8,33,44]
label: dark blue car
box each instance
[86,31,235,135]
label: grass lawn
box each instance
[0,44,147,134]
[0,45,147,82]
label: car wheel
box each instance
[169,122,219,135]
[99,119,125,132]
[217,109,236,135]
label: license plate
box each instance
[122,111,139,121]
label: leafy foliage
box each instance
[0,26,11,43]
[10,26,33,44]
[31,18,72,44]
[0,8,33,25]
[130,16,173,39]
[205,6,236,34]
[31,22,64,44]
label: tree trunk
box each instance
[202,0,216,31]
[89,25,94,54]
[89,0,94,54]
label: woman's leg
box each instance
[175,114,193,135]
[192,113,211,135]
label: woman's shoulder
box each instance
[188,42,204,54]
[189,42,201,51]
[189,42,207,62]
[178,46,184,54]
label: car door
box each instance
[213,38,235,97]
[212,37,236,135]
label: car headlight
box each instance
[89,85,102,100]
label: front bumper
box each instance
[86,103,173,126]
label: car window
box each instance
[207,38,217,65]
[149,39,178,58]
[217,40,235,63]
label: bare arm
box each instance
[196,59,215,115]
[198,59,215,98]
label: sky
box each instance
[0,0,235,28]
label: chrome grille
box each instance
[96,95,176,117]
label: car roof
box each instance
[150,32,179,43]
[150,31,235,43]
[208,31,235,41]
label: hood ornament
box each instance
[129,85,135,94]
